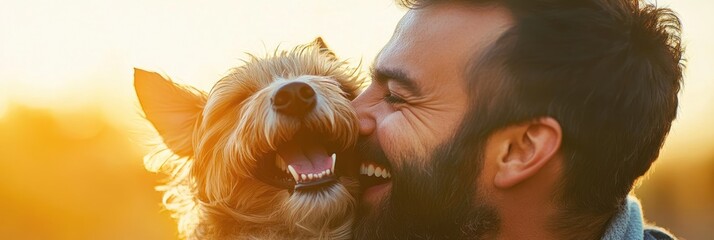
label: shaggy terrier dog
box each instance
[135,38,363,239]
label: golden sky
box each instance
[2,0,710,162]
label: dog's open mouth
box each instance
[257,129,338,191]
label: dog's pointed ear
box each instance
[313,37,337,60]
[134,68,207,157]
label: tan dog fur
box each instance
[135,38,363,239]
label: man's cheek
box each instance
[378,116,432,168]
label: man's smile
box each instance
[358,161,393,204]
[359,162,392,179]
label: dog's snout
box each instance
[272,82,316,116]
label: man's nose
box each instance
[351,90,376,136]
[272,82,316,116]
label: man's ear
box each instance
[134,68,207,157]
[312,37,337,60]
[493,117,562,189]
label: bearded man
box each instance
[345,0,683,239]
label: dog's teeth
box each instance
[367,164,375,176]
[331,153,336,173]
[288,165,300,182]
[360,164,366,174]
[386,172,391,178]
[375,167,383,177]
[301,174,307,181]
[383,169,390,178]
[318,172,324,179]
[308,173,314,180]
[326,169,331,176]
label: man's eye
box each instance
[384,92,407,104]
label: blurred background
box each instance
[0,0,711,239]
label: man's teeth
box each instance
[360,163,391,179]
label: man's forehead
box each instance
[395,3,512,40]
[376,3,513,86]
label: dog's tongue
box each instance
[277,134,333,177]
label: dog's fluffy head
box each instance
[135,38,363,239]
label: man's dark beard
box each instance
[353,134,500,239]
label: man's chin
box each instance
[361,181,392,208]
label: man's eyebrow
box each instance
[371,67,421,95]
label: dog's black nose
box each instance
[272,82,316,116]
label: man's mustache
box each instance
[355,137,392,170]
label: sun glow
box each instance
[0,0,403,124]
[0,100,7,119]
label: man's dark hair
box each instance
[400,0,684,238]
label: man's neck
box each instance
[494,188,559,239]
[488,156,564,240]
